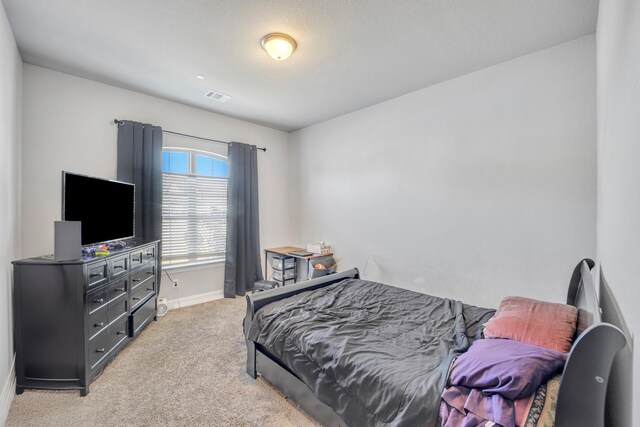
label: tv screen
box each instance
[62,172,135,245]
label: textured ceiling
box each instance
[4,0,598,131]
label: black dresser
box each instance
[12,240,159,396]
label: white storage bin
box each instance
[271,257,295,270]
[273,269,295,282]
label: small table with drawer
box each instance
[12,240,159,396]
[264,246,334,286]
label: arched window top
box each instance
[162,148,228,178]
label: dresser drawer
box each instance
[129,296,156,337]
[109,316,128,349]
[88,289,108,315]
[130,281,155,312]
[129,250,144,270]
[130,264,155,291]
[88,329,111,369]
[88,306,108,339]
[87,262,108,288]
[142,245,156,263]
[108,296,128,321]
[108,255,128,278]
[108,278,128,304]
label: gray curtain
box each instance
[224,142,264,297]
[116,120,163,293]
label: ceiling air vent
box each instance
[204,90,231,103]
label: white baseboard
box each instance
[0,355,16,426]
[166,289,224,310]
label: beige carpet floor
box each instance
[7,297,319,427]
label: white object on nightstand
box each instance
[307,242,331,254]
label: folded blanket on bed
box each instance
[440,339,566,427]
[248,278,495,427]
[515,375,561,427]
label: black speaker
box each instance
[54,221,82,261]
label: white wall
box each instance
[0,1,21,422]
[21,64,293,302]
[596,1,640,425]
[291,35,596,309]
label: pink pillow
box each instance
[483,296,578,353]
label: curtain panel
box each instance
[224,142,264,297]
[116,120,163,294]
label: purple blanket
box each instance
[440,339,566,427]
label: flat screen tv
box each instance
[62,172,135,245]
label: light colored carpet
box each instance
[7,297,319,427]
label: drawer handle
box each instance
[93,298,104,304]
[90,272,103,278]
[117,330,126,335]
[94,322,104,327]
[146,287,154,291]
[114,265,124,270]
[133,297,141,301]
[116,287,125,292]
[132,278,141,282]
[96,348,105,353]
[133,257,141,262]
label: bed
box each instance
[244,259,626,427]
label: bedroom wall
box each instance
[596,1,640,425]
[0,1,22,422]
[21,64,293,304]
[290,35,596,309]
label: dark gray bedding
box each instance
[247,278,495,427]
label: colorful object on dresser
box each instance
[440,339,566,427]
[483,296,578,353]
[80,240,128,258]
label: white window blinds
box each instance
[162,172,227,266]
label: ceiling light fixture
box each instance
[261,33,297,61]
[195,75,205,80]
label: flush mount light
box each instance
[261,33,297,61]
[195,75,205,80]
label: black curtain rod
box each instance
[113,119,266,152]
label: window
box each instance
[161,148,228,267]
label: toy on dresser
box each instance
[81,240,127,257]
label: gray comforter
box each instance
[247,278,495,427]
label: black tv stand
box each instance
[12,240,159,396]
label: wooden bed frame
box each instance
[244,260,626,427]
